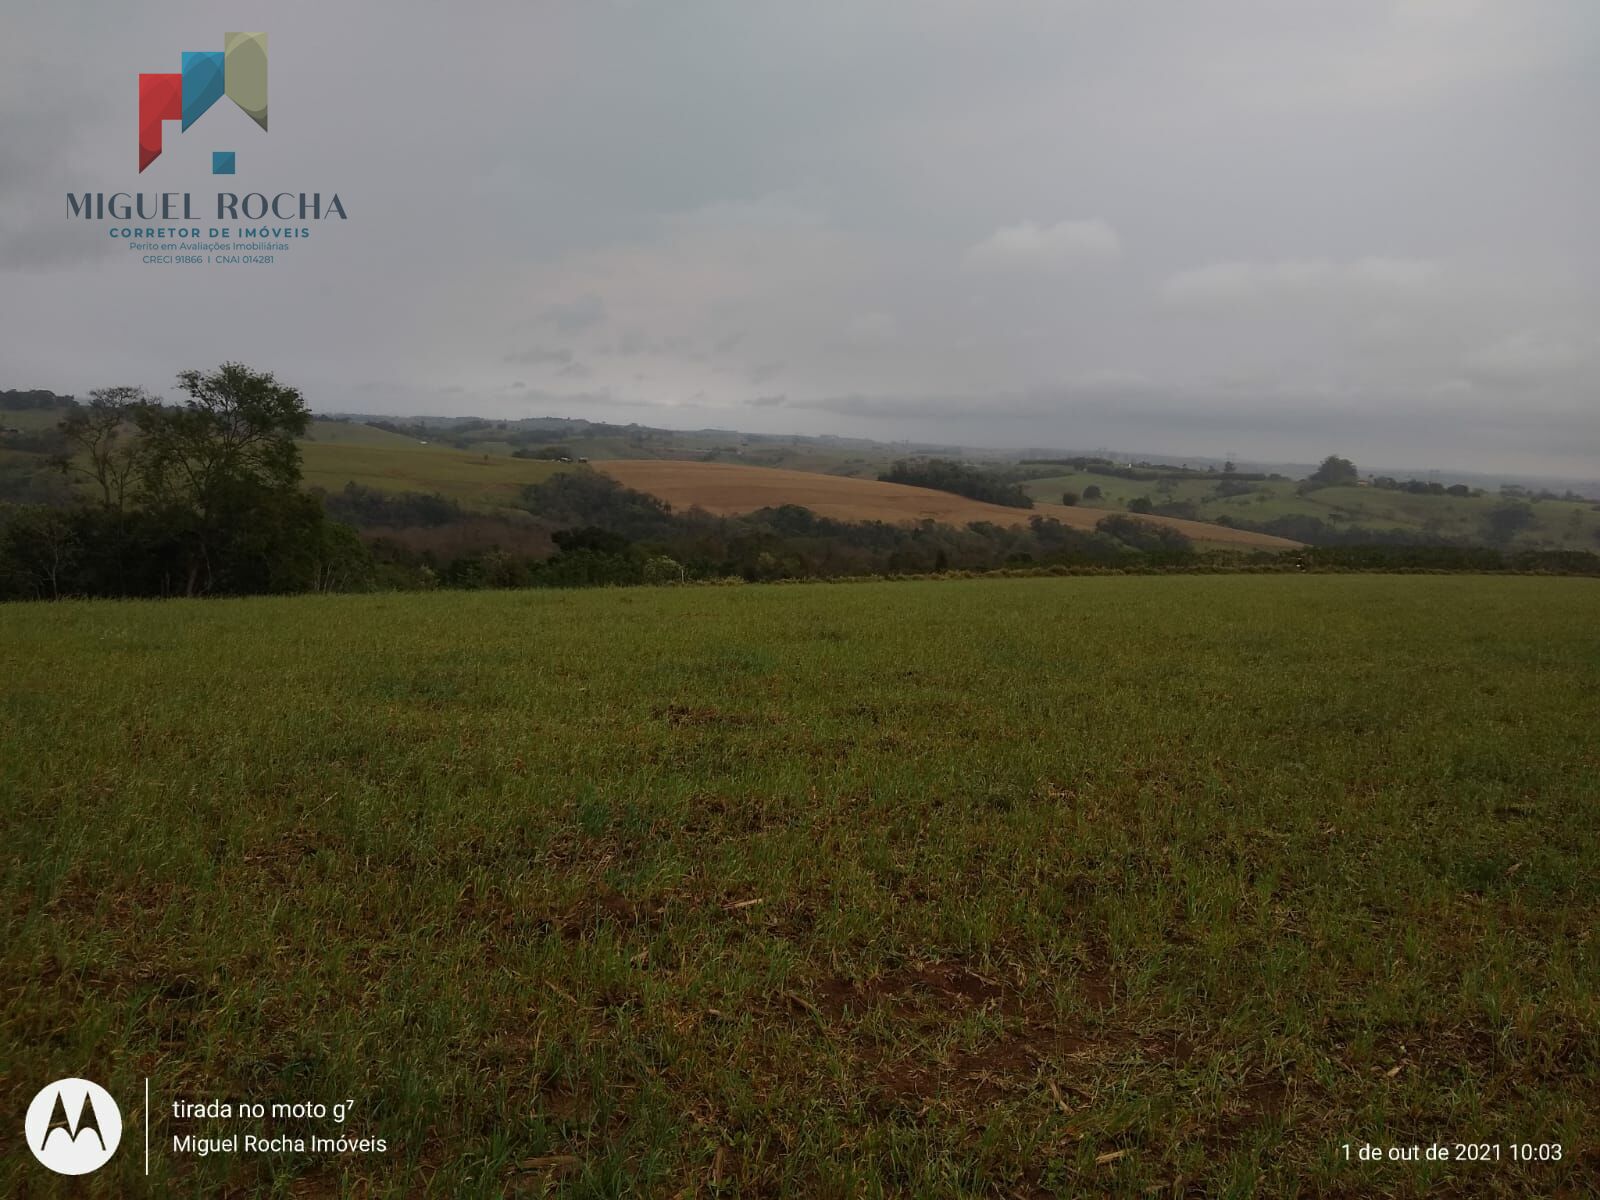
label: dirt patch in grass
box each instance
[811,962,1011,1018]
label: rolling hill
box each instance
[298,439,569,506]
[1020,468,1600,551]
[597,459,1301,550]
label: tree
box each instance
[0,505,78,599]
[1095,513,1193,555]
[878,458,1033,508]
[1082,484,1103,501]
[139,364,309,518]
[1060,491,1079,506]
[1310,455,1359,486]
[1484,502,1535,545]
[1223,460,1236,474]
[1128,496,1153,514]
[134,363,315,594]
[642,555,686,585]
[56,386,154,511]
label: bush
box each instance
[643,555,686,585]
[879,458,1033,508]
[1096,513,1193,556]
[319,483,463,528]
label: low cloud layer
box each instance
[1,1,1596,477]
[965,220,1122,272]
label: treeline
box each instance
[5,366,1597,602]
[879,457,1034,508]
[363,416,639,452]
[1275,545,1600,573]
[1,367,367,600]
[1020,456,1276,483]
[392,471,1194,590]
[1372,477,1476,496]
[1212,501,1561,549]
[1,389,78,412]
[317,482,463,528]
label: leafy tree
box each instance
[1,389,77,412]
[132,364,313,594]
[1151,499,1200,520]
[1484,502,1536,545]
[138,364,309,517]
[1128,496,1154,514]
[0,506,78,599]
[552,525,633,555]
[1082,484,1103,501]
[319,482,463,528]
[1310,455,1359,486]
[1095,513,1193,555]
[879,458,1033,508]
[643,555,687,585]
[55,386,155,510]
[521,470,678,540]
[1060,491,1079,506]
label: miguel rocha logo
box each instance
[139,32,268,174]
[63,30,347,267]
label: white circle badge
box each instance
[25,1078,122,1175]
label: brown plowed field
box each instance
[596,460,1302,550]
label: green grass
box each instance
[1023,473,1600,552]
[0,408,72,432]
[3,576,1597,1196]
[298,441,569,508]
[302,419,423,448]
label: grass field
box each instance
[598,460,1300,552]
[303,420,424,449]
[0,408,72,433]
[298,442,569,507]
[3,576,1596,1196]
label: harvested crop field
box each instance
[598,459,1301,550]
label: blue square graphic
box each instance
[212,151,236,175]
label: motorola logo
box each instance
[25,1078,122,1175]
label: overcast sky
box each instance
[3,1,1596,475]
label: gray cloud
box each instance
[2,0,1596,478]
[504,346,574,366]
[964,220,1121,272]
[1160,258,1440,308]
[1462,330,1589,383]
[539,295,608,334]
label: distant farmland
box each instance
[1018,468,1600,551]
[2,575,1594,1195]
[298,440,568,507]
[600,459,1301,550]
